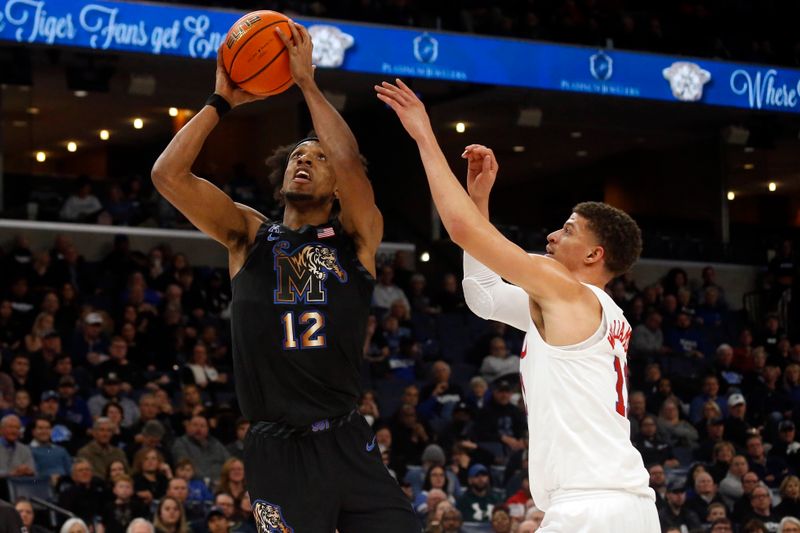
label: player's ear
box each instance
[585,245,604,266]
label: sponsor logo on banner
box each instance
[413,32,438,63]
[590,50,613,81]
[379,31,467,81]
[308,24,354,68]
[730,68,800,110]
[559,50,640,96]
[663,61,711,102]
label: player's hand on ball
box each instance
[275,22,315,89]
[215,45,267,108]
[374,79,433,142]
[462,144,498,202]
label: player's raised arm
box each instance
[460,144,533,332]
[276,22,383,275]
[151,48,267,253]
[375,79,583,304]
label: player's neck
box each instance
[572,268,611,289]
[282,204,333,230]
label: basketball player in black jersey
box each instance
[152,22,419,533]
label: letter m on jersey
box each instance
[273,241,348,304]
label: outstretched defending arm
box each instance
[460,144,531,332]
[277,22,382,276]
[151,48,266,255]
[375,80,584,307]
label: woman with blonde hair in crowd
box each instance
[216,457,246,501]
[775,475,800,518]
[153,496,188,533]
[24,312,55,354]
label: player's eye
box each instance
[318,154,327,161]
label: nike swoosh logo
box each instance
[366,436,377,452]
[267,234,280,241]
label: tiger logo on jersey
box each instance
[253,500,293,533]
[273,241,348,304]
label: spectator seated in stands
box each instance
[774,475,800,519]
[408,273,438,316]
[153,496,188,533]
[15,498,50,533]
[628,391,648,440]
[419,361,463,429]
[630,311,669,363]
[217,457,247,505]
[0,414,36,481]
[95,336,145,393]
[372,314,421,383]
[685,471,726,521]
[440,508,464,533]
[719,454,749,508]
[694,415,726,464]
[648,463,667,511]
[456,464,499,523]
[60,177,103,223]
[226,418,249,460]
[174,458,213,505]
[657,397,699,451]
[171,414,229,483]
[473,380,525,457]
[479,337,520,384]
[9,355,40,408]
[389,403,431,466]
[724,393,755,449]
[742,484,781,531]
[29,414,72,485]
[771,420,800,473]
[747,363,792,428]
[745,434,789,488]
[131,447,171,506]
[434,273,466,313]
[714,344,744,393]
[102,474,149,533]
[490,505,513,533]
[465,376,490,412]
[664,311,710,378]
[704,504,728,531]
[180,342,229,398]
[690,375,728,424]
[372,265,410,312]
[658,480,703,532]
[413,464,457,515]
[731,471,761,524]
[77,417,129,480]
[706,441,736,484]
[634,415,679,468]
[71,312,110,367]
[88,372,140,429]
[57,458,109,526]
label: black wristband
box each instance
[205,93,232,118]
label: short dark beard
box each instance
[283,191,316,203]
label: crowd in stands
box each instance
[0,227,797,532]
[159,0,800,68]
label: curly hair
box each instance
[572,201,642,276]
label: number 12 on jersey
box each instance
[281,311,326,350]
[613,357,629,416]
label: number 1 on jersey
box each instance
[281,311,326,350]
[613,357,628,416]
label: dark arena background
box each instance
[0,1,799,532]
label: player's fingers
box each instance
[287,21,302,45]
[274,27,290,47]
[294,22,309,43]
[376,92,401,111]
[379,81,404,100]
[216,44,224,68]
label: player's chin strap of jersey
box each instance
[462,252,531,333]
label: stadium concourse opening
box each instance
[0,1,799,532]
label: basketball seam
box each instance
[230,19,287,83]
[238,46,290,85]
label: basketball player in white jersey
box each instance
[376,79,659,532]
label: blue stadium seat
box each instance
[437,312,473,362]
[7,476,55,503]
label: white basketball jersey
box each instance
[520,283,653,511]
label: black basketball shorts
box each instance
[244,411,421,533]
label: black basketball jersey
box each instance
[230,218,374,426]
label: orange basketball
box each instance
[221,10,294,96]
